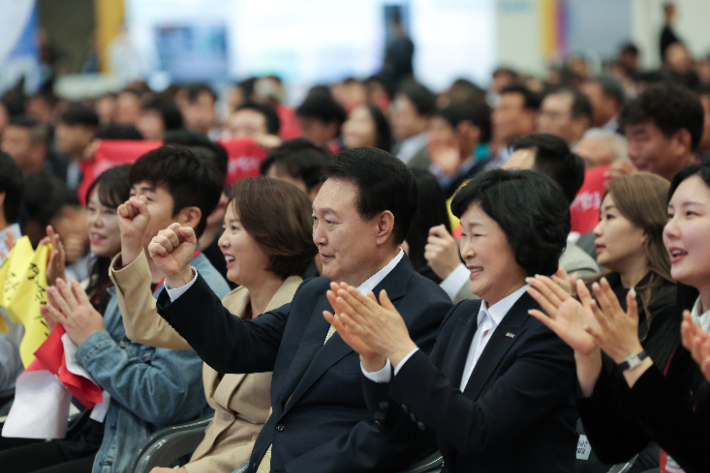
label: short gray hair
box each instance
[581,128,629,162]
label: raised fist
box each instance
[148,223,197,289]
[117,196,151,265]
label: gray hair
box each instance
[581,128,629,162]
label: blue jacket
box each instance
[76,253,230,473]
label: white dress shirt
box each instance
[691,296,710,334]
[363,284,530,388]
[439,263,470,300]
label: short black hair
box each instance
[587,75,625,107]
[432,102,492,143]
[621,42,639,56]
[499,85,542,110]
[259,138,331,192]
[96,124,143,140]
[510,133,585,204]
[545,87,593,122]
[25,175,78,229]
[451,169,570,276]
[185,82,217,103]
[163,130,228,183]
[59,102,99,127]
[365,74,395,100]
[323,147,417,245]
[236,100,281,135]
[493,67,519,79]
[141,96,184,132]
[7,116,49,146]
[235,77,257,102]
[128,145,223,238]
[1,86,26,117]
[620,82,704,151]
[396,79,437,117]
[296,94,346,126]
[0,151,24,223]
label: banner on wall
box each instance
[0,0,40,95]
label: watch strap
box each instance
[618,350,648,371]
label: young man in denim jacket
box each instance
[34,146,230,473]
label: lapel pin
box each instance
[505,332,516,338]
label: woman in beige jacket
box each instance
[109,177,317,473]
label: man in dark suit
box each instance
[151,147,452,472]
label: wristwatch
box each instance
[618,350,648,371]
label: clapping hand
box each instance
[550,266,579,297]
[323,283,417,372]
[526,276,605,396]
[526,276,600,356]
[41,279,106,345]
[681,311,710,382]
[583,278,642,365]
[39,225,67,287]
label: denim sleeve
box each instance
[0,309,24,391]
[75,330,206,426]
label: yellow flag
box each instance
[2,236,34,318]
[5,242,51,367]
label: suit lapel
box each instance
[277,292,332,411]
[443,304,481,384]
[282,256,414,415]
[462,293,536,400]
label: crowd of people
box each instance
[1,16,710,473]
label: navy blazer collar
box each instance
[463,292,537,399]
[279,254,416,415]
[443,293,538,400]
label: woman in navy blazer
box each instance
[326,169,579,472]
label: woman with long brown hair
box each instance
[584,172,677,369]
[527,172,679,470]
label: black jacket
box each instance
[363,293,578,472]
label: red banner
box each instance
[218,137,268,186]
[78,140,162,204]
[32,325,103,409]
[570,165,609,235]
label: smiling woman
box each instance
[111,175,317,472]
[586,173,676,362]
[0,165,131,472]
[326,169,580,472]
[83,165,133,313]
[526,165,710,472]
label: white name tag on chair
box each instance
[576,434,592,460]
